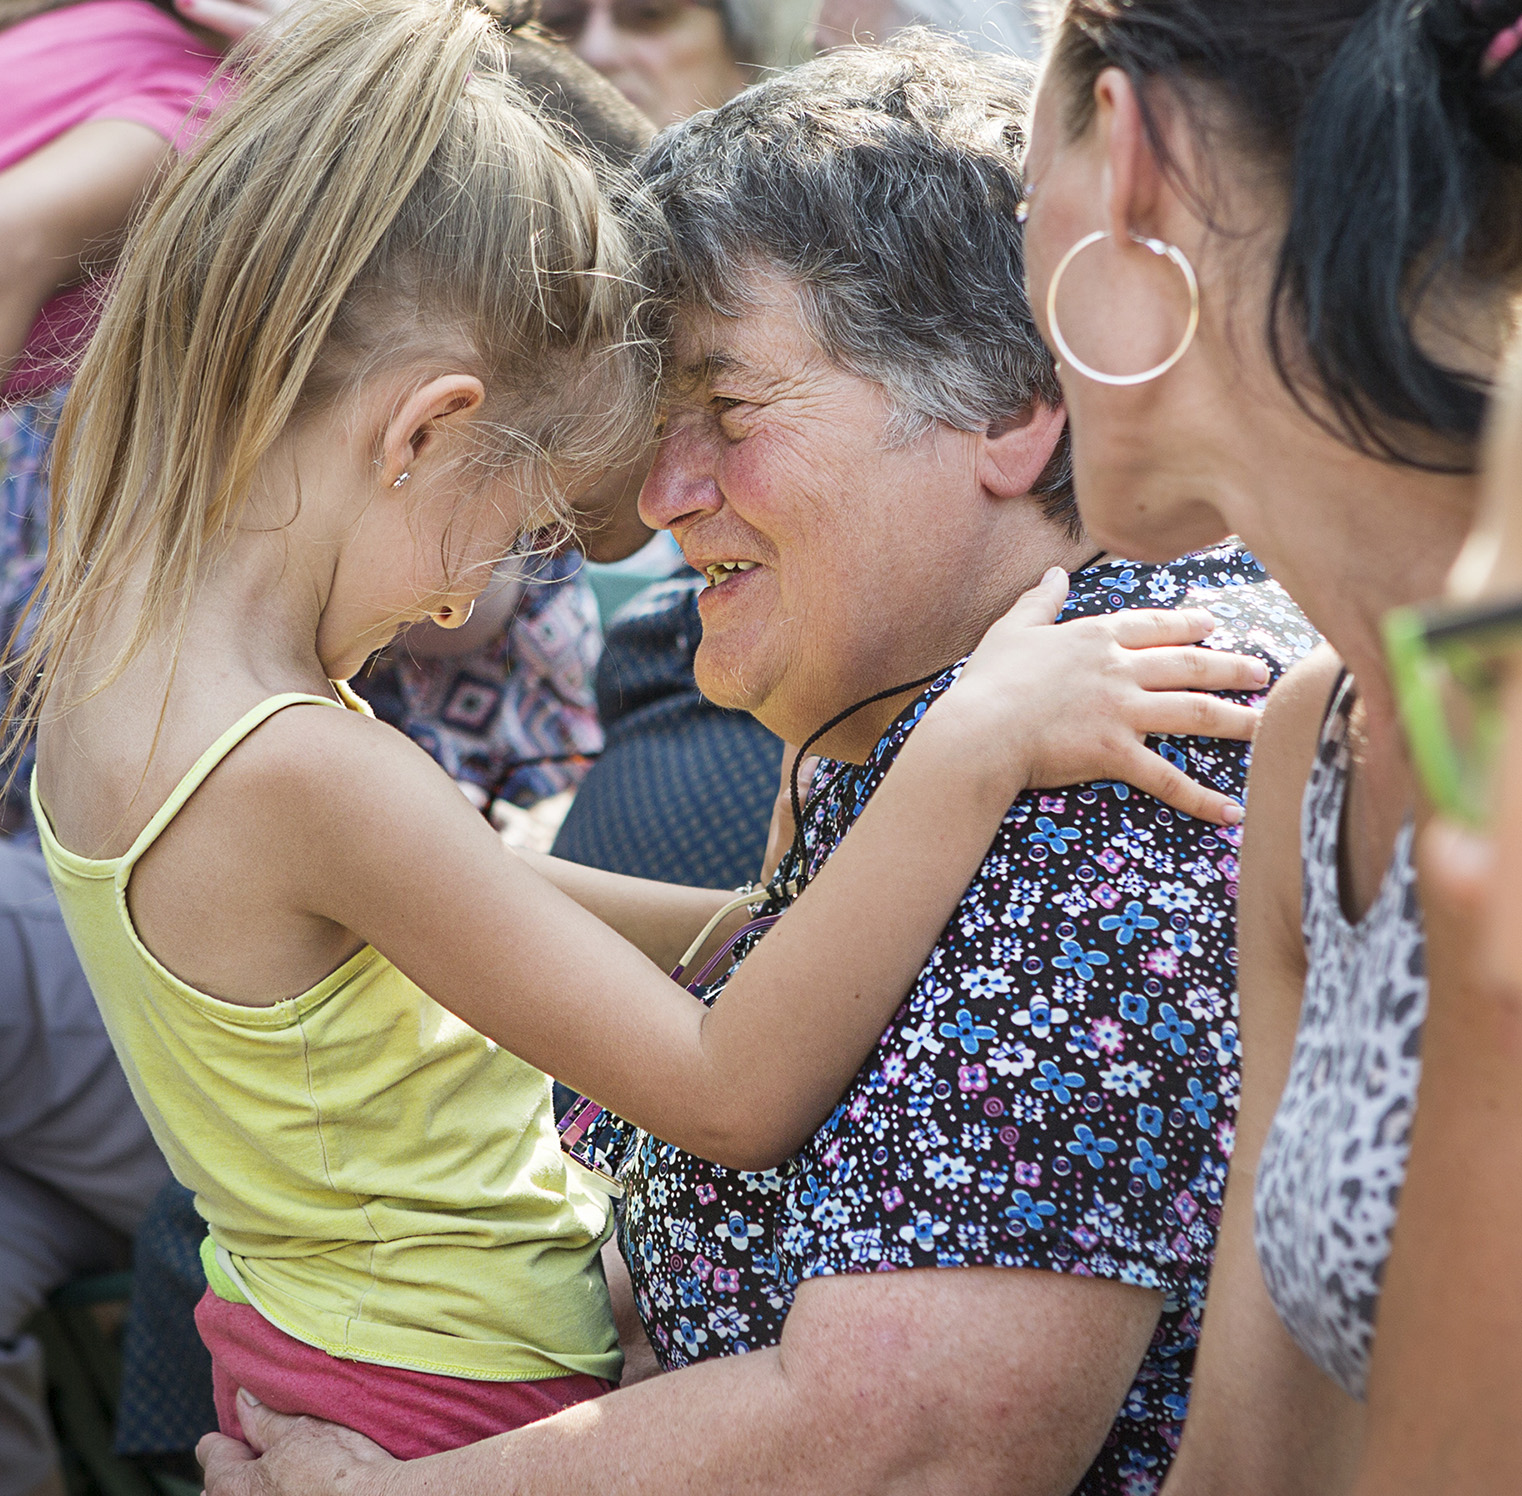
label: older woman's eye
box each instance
[711,397,754,438]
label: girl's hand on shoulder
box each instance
[931,567,1269,826]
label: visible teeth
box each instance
[704,561,759,587]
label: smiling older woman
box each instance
[198,35,1311,1496]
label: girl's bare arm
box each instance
[178,579,1266,1171]
[509,854,736,976]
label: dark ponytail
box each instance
[1052,0,1522,471]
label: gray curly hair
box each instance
[635,29,1075,533]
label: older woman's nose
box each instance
[638,427,724,535]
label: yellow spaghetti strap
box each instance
[116,693,343,877]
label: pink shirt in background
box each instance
[1,0,223,400]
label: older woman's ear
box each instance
[978,403,1068,501]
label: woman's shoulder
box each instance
[1255,644,1346,787]
[1236,644,1346,969]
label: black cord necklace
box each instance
[782,665,951,881]
[777,549,1110,890]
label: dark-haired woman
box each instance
[1015,1,1522,1490]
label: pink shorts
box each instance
[195,1290,612,1459]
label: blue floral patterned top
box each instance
[613,546,1313,1496]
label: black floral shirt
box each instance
[613,546,1314,1496]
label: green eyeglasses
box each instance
[1385,591,1522,828]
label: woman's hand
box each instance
[936,566,1268,826]
[199,1392,395,1496]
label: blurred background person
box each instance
[814,0,1043,59]
[535,0,817,125]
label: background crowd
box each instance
[3,2,1521,1496]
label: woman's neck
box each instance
[1210,412,1476,733]
[813,531,1101,764]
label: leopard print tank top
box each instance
[1252,673,1427,1400]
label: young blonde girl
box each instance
[17,0,1264,1458]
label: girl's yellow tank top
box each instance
[33,691,619,1383]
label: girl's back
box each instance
[37,689,619,1384]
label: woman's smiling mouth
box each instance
[703,560,760,588]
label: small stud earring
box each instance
[392,471,411,489]
[432,598,476,628]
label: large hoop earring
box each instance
[1046,230,1200,387]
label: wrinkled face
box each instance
[541,0,748,126]
[638,273,1001,750]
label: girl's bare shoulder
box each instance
[120,701,480,1006]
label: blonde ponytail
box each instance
[8,0,653,762]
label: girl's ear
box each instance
[978,403,1068,501]
[379,374,486,487]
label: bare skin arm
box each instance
[199,1266,1162,1496]
[277,606,1262,1169]
[0,120,171,384]
[1351,807,1522,1494]
[500,621,1263,979]
[119,585,1266,1171]
[509,752,815,979]
[1160,646,1366,1496]
[512,751,817,976]
[509,853,736,975]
